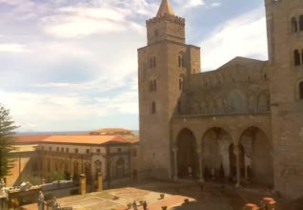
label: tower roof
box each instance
[157,0,174,17]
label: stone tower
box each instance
[138,0,200,179]
[265,0,303,198]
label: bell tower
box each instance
[265,0,303,198]
[137,0,200,179]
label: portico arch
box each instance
[240,126,273,187]
[202,127,233,181]
[176,128,198,178]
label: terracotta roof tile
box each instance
[41,135,129,145]
[15,135,50,144]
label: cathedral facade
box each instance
[138,0,303,199]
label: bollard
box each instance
[97,172,103,192]
[80,174,86,195]
[243,203,258,210]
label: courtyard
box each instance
[21,181,290,210]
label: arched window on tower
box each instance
[300,15,303,31]
[179,76,184,90]
[299,81,303,99]
[178,54,185,67]
[291,17,298,33]
[151,101,156,114]
[294,50,301,66]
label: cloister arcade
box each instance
[171,115,274,187]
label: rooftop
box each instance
[40,135,129,145]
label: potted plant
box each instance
[160,193,165,199]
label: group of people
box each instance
[132,200,148,210]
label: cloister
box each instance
[171,113,274,187]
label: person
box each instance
[132,201,138,210]
[143,201,148,210]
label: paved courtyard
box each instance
[22,181,287,210]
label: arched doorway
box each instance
[202,127,232,181]
[240,127,273,187]
[176,128,198,179]
[116,158,125,178]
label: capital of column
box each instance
[196,149,202,154]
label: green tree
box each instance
[0,104,18,178]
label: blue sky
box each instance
[0,0,268,132]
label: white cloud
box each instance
[0,87,138,132]
[201,8,268,70]
[0,43,29,53]
[210,2,222,7]
[187,0,205,7]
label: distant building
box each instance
[6,129,139,189]
[138,0,303,199]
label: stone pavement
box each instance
[21,181,284,210]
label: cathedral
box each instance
[138,0,303,199]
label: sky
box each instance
[0,0,268,132]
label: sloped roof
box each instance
[217,56,265,70]
[15,135,50,144]
[41,135,129,145]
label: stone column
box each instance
[196,149,204,182]
[243,203,258,210]
[172,147,178,181]
[97,172,103,192]
[80,174,86,195]
[233,144,241,187]
[261,197,276,210]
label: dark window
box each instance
[49,147,52,151]
[57,147,59,152]
[291,17,298,33]
[116,158,125,178]
[300,81,303,99]
[75,148,79,154]
[117,148,122,152]
[97,149,101,153]
[178,55,185,67]
[86,149,90,154]
[300,15,303,31]
[294,49,301,66]
[66,148,69,153]
[150,57,156,68]
[61,147,64,152]
[150,79,157,92]
[151,101,156,114]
